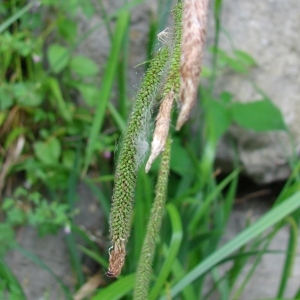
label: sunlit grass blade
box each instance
[168,258,197,300]
[91,273,135,300]
[15,245,72,300]
[164,191,300,299]
[149,204,183,300]
[232,234,275,299]
[211,268,230,300]
[82,11,130,175]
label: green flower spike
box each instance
[134,138,171,300]
[146,1,182,172]
[107,47,169,278]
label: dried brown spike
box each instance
[145,90,175,173]
[176,0,208,130]
[106,242,126,278]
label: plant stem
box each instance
[107,47,169,278]
[133,138,171,300]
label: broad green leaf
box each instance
[34,138,61,164]
[77,84,99,106]
[226,57,248,73]
[219,91,233,105]
[47,44,70,74]
[57,18,77,43]
[13,83,43,107]
[234,50,256,67]
[0,86,13,109]
[230,99,286,132]
[70,55,99,77]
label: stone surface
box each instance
[208,0,300,183]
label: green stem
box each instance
[133,138,171,300]
[108,47,169,277]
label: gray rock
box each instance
[209,0,300,183]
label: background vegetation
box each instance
[0,0,299,299]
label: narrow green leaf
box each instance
[276,217,298,298]
[15,245,72,300]
[0,2,35,33]
[0,258,26,299]
[169,258,198,300]
[91,273,135,300]
[47,77,72,121]
[188,169,240,233]
[79,246,108,268]
[149,204,183,300]
[164,191,300,299]
[82,11,130,175]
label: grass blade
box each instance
[15,245,72,300]
[149,204,183,300]
[82,11,130,175]
[83,178,110,220]
[188,169,240,232]
[163,191,300,299]
[0,258,26,299]
[78,245,108,269]
[0,2,36,33]
[91,273,135,300]
[169,258,198,300]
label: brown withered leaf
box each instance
[145,90,174,173]
[176,0,208,130]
